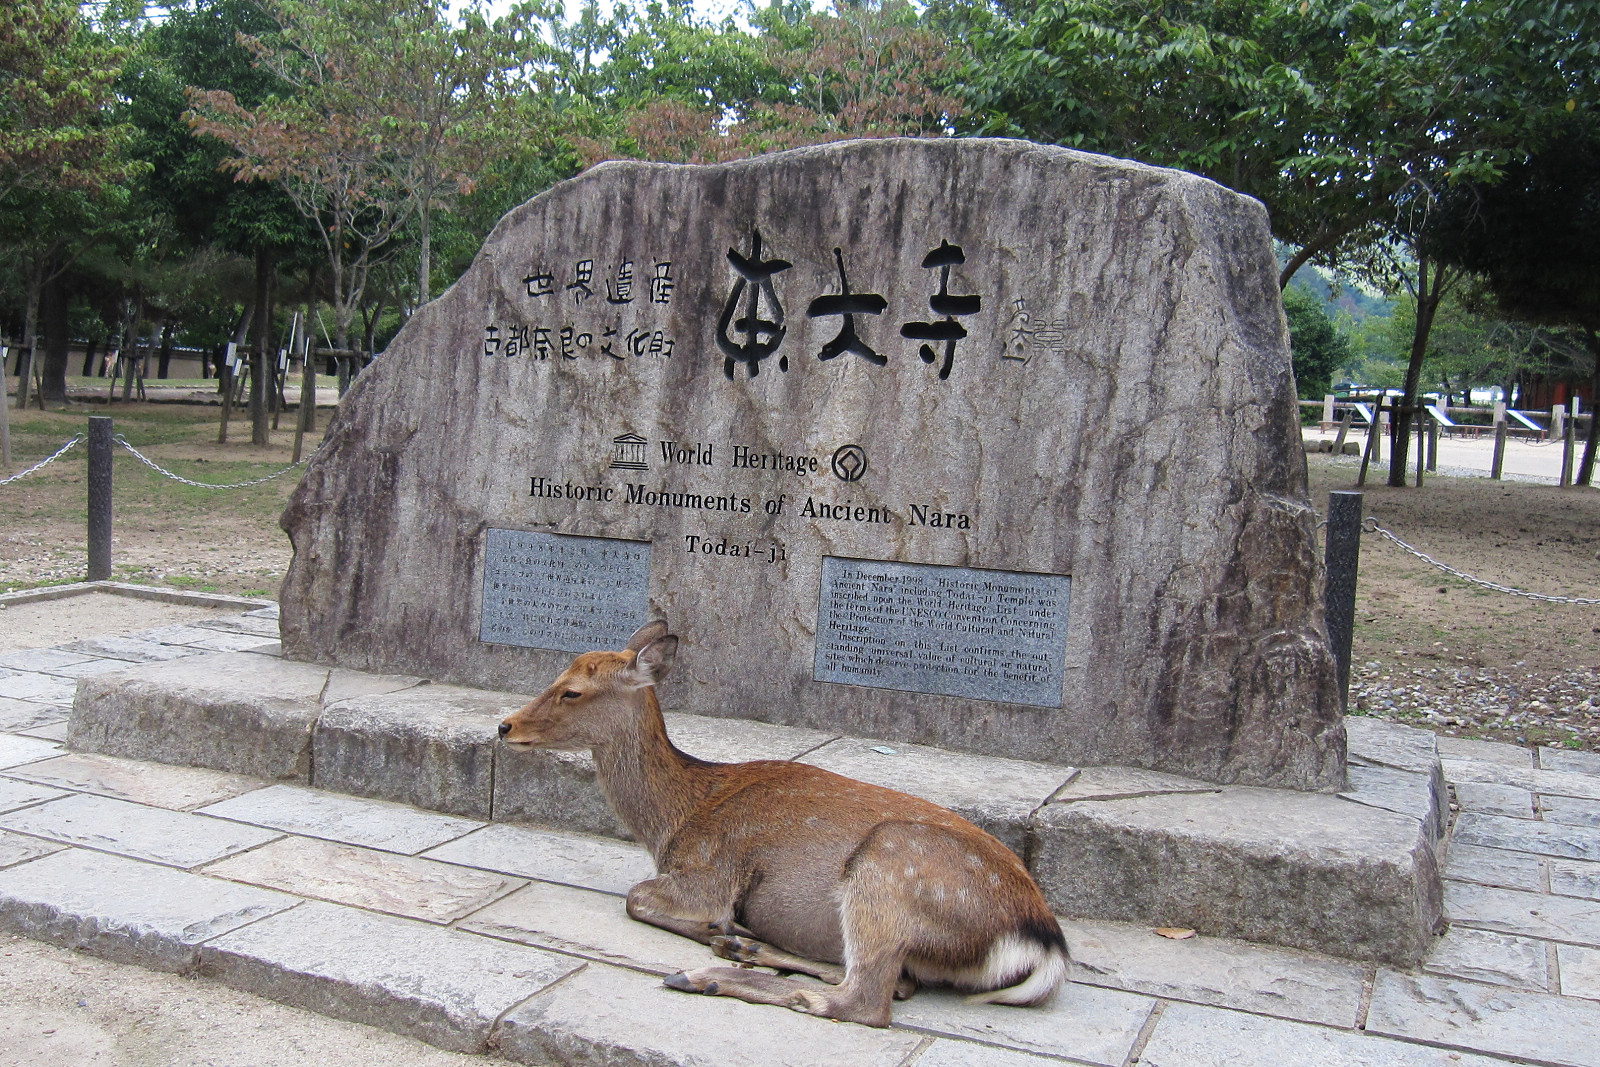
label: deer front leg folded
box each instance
[625,871,748,946]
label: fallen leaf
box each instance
[1155,927,1196,940]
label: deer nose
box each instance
[498,721,512,738]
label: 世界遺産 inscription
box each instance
[479,529,652,653]
[814,556,1070,707]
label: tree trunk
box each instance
[1390,259,1448,487]
[418,198,432,306]
[157,321,174,379]
[82,335,98,377]
[252,247,275,447]
[39,273,70,404]
[14,267,42,409]
[1578,325,1600,487]
[120,294,145,401]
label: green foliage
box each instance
[1283,284,1349,398]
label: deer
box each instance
[496,619,1069,1027]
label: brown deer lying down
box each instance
[497,619,1069,1027]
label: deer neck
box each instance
[590,687,711,860]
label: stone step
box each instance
[67,650,1446,965]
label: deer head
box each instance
[498,619,677,751]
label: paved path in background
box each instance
[2,604,1600,1065]
[1304,427,1590,484]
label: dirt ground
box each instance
[0,934,485,1067]
[1307,452,1600,750]
[3,398,1599,750]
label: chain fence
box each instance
[0,432,312,490]
[113,435,309,488]
[0,434,84,485]
[1364,517,1600,605]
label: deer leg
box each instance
[626,871,748,947]
[710,935,846,984]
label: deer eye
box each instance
[561,690,582,701]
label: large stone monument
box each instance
[280,137,1344,791]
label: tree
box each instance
[1283,285,1349,399]
[1,0,137,406]
[1424,121,1600,484]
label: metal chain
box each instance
[0,434,84,485]
[114,434,308,489]
[1364,517,1600,605]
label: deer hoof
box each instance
[664,969,719,995]
[787,988,830,1015]
[710,935,761,963]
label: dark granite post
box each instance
[87,415,113,581]
[1324,490,1363,711]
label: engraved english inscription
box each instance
[814,557,1070,708]
[480,529,652,653]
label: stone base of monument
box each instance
[68,651,1444,967]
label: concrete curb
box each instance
[65,652,1447,966]
[0,580,276,611]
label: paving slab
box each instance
[204,835,524,923]
[193,613,281,637]
[40,657,150,679]
[0,649,98,672]
[0,735,65,768]
[1454,781,1536,818]
[0,830,65,869]
[1139,999,1525,1067]
[1454,811,1600,861]
[1438,736,1535,768]
[1445,880,1600,946]
[0,696,67,733]
[0,672,76,704]
[136,623,240,646]
[8,753,263,810]
[892,983,1153,1065]
[1345,716,1441,775]
[322,667,425,705]
[1542,749,1600,776]
[0,848,298,971]
[139,626,281,653]
[17,721,67,742]
[58,635,201,662]
[1423,926,1550,990]
[421,823,655,895]
[313,684,512,819]
[0,793,281,868]
[1542,794,1600,829]
[1561,943,1600,1000]
[494,959,925,1067]
[1367,969,1600,1066]
[198,784,481,855]
[661,712,835,763]
[1048,765,1212,802]
[0,777,67,813]
[1553,858,1600,901]
[69,653,332,780]
[197,900,582,1054]
[913,1041,1065,1067]
[493,745,632,839]
[459,879,710,975]
[1035,786,1441,964]
[1442,842,1545,892]
[1445,760,1600,802]
[1061,918,1365,1027]
[1339,764,1443,844]
[799,737,1075,856]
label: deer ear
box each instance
[625,619,669,652]
[624,635,677,688]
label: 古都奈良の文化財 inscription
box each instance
[815,556,1071,708]
[479,529,651,654]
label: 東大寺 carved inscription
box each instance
[814,556,1071,707]
[479,529,652,653]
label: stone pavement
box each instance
[2,600,1600,1064]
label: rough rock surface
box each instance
[280,137,1342,790]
